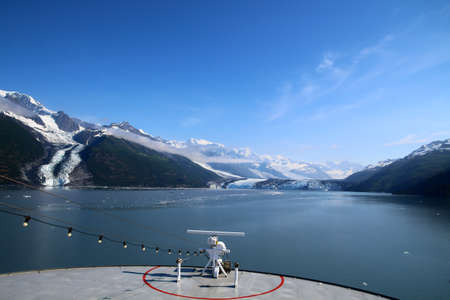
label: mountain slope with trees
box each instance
[344,141,450,197]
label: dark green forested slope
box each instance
[404,169,450,197]
[347,152,450,197]
[0,114,44,183]
[80,136,220,187]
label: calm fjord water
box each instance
[0,188,449,299]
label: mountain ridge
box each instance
[1,89,449,196]
[343,139,450,197]
[0,89,363,187]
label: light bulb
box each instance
[23,216,31,227]
[123,241,127,248]
[67,227,72,237]
[98,235,103,244]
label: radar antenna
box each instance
[187,229,246,278]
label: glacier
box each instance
[1,89,366,185]
[38,144,85,186]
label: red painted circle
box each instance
[142,266,284,300]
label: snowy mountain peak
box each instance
[0,90,53,115]
[109,121,132,129]
[105,121,154,138]
[365,159,397,169]
[407,139,450,158]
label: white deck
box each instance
[0,266,391,300]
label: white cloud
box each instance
[316,53,335,72]
[307,89,384,122]
[267,62,351,121]
[266,8,449,124]
[266,36,389,122]
[354,34,394,63]
[396,44,450,76]
[267,83,294,121]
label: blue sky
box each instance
[1,1,449,165]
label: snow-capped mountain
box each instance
[344,139,450,197]
[0,90,88,186]
[0,90,53,115]
[157,139,362,180]
[147,137,362,180]
[406,139,450,158]
[0,89,363,186]
[357,140,450,173]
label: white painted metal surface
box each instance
[0,266,392,300]
[186,229,246,237]
[235,265,239,288]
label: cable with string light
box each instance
[0,208,196,257]
[0,174,194,244]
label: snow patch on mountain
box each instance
[192,161,241,178]
[138,129,149,136]
[407,139,450,158]
[366,159,397,169]
[247,168,273,179]
[3,111,78,145]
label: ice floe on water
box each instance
[263,191,284,196]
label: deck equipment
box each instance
[187,229,246,279]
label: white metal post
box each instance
[176,258,182,282]
[234,262,239,288]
